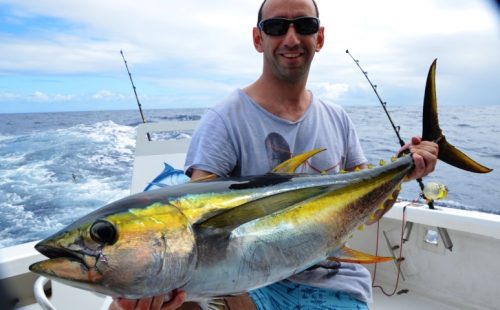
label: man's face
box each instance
[256,0,324,83]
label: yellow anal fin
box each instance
[190,174,218,182]
[271,148,326,174]
[198,298,227,310]
[328,246,393,264]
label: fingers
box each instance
[136,297,154,310]
[109,291,186,310]
[161,291,186,310]
[150,295,165,310]
[411,136,422,145]
[398,136,422,157]
[406,137,438,181]
[109,298,139,310]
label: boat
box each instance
[1,120,499,310]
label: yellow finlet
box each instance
[271,148,326,174]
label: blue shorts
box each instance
[249,280,369,310]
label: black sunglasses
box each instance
[258,17,320,36]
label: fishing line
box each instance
[345,51,437,294]
[120,50,151,141]
[345,50,435,209]
[371,205,409,296]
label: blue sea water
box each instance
[0,106,498,249]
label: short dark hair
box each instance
[257,0,319,25]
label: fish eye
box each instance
[90,220,118,245]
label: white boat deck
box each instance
[372,290,459,310]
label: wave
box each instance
[0,119,136,248]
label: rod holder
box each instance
[438,227,453,251]
[403,221,414,243]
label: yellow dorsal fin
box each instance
[328,246,393,264]
[190,174,218,182]
[271,148,326,174]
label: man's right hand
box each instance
[109,290,186,310]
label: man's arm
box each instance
[190,169,216,181]
[346,137,438,181]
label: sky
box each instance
[0,0,499,114]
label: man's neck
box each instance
[243,76,311,122]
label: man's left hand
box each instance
[399,136,438,181]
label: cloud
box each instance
[92,90,126,101]
[30,91,74,102]
[0,91,19,101]
[32,91,50,101]
[0,34,140,74]
[312,82,350,101]
[0,0,498,112]
[0,0,258,73]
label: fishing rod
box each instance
[345,51,455,298]
[345,49,434,209]
[120,50,151,141]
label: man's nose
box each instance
[282,24,300,47]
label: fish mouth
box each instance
[35,243,83,262]
[30,243,103,283]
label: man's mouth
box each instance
[282,53,301,59]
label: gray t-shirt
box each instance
[185,89,373,302]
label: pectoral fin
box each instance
[198,186,327,231]
[328,246,393,264]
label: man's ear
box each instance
[253,27,264,53]
[315,26,325,52]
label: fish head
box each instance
[29,200,197,298]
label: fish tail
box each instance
[422,59,492,173]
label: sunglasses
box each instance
[258,17,320,36]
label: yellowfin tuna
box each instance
[29,60,492,303]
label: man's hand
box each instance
[399,136,438,181]
[109,291,186,310]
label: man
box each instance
[110,0,437,308]
[186,0,437,308]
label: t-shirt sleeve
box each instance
[184,109,238,177]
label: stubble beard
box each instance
[267,54,312,85]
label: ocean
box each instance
[0,105,498,249]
